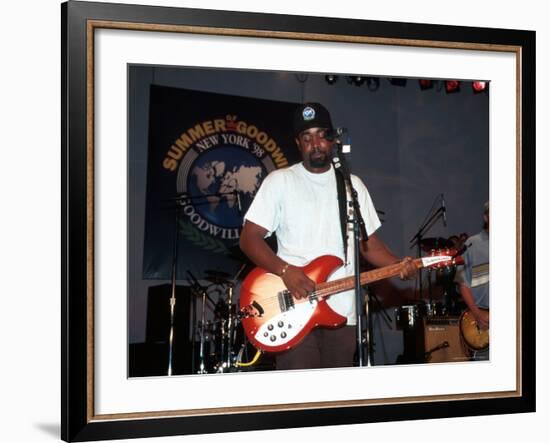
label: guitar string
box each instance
[242,263,413,312]
[242,266,404,313]
[244,281,353,312]
[241,257,454,314]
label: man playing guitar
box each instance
[239,102,417,370]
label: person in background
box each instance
[456,201,489,360]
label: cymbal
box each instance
[205,277,233,286]
[419,237,454,251]
[204,271,234,286]
[205,269,232,279]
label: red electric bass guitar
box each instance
[239,249,463,353]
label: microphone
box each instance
[326,127,348,140]
[327,127,351,153]
[424,341,450,362]
[441,194,447,227]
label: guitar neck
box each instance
[314,258,424,299]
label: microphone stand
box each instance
[331,142,371,367]
[409,204,445,300]
[167,198,182,376]
[186,271,213,374]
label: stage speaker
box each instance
[128,284,193,376]
[146,284,192,344]
[423,317,471,363]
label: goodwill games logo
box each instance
[162,115,289,250]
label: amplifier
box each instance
[423,317,471,363]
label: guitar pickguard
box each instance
[253,300,317,348]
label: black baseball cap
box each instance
[293,102,333,137]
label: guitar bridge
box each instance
[278,290,294,312]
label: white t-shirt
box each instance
[244,162,381,325]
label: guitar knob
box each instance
[263,332,268,337]
[281,332,287,339]
[270,335,276,342]
[278,321,284,327]
[267,324,274,331]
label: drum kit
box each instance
[395,300,448,330]
[188,266,248,374]
[396,235,465,329]
[164,193,276,375]
[187,244,273,374]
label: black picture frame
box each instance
[62,1,536,441]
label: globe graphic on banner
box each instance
[188,146,267,229]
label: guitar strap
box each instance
[334,167,349,264]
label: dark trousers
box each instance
[275,326,357,370]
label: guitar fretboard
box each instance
[313,258,424,299]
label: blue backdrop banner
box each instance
[142,85,300,280]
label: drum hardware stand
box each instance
[224,285,234,371]
[222,263,248,371]
[211,263,248,373]
[366,286,393,330]
[187,270,216,374]
[191,278,209,375]
[186,272,215,375]
[215,299,227,374]
[427,268,433,305]
[331,131,372,367]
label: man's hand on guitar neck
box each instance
[398,256,417,280]
[360,235,418,281]
[280,263,315,300]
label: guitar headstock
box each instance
[421,248,464,269]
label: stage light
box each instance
[325,74,338,85]
[419,79,434,90]
[445,80,460,93]
[366,77,380,91]
[389,78,407,87]
[472,81,488,93]
[295,73,309,85]
[350,75,365,86]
